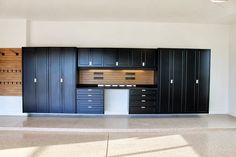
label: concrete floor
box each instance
[0,115,236,157]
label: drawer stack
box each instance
[77,88,104,114]
[129,88,157,114]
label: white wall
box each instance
[0,20,27,115]
[0,20,230,115]
[29,21,230,114]
[229,23,236,116]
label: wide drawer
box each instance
[130,95,156,101]
[130,89,157,95]
[77,94,103,99]
[129,106,156,114]
[77,106,104,114]
[129,100,156,107]
[77,99,103,105]
[77,88,104,95]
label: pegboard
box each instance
[0,48,22,96]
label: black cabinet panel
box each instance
[117,49,131,67]
[144,49,156,68]
[131,49,142,67]
[62,48,76,113]
[48,48,62,113]
[78,48,90,66]
[35,48,49,113]
[91,49,103,66]
[23,48,37,113]
[197,50,210,113]
[159,49,171,113]
[184,50,197,113]
[103,48,117,67]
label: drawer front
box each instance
[130,95,156,101]
[129,106,156,114]
[77,94,103,100]
[77,106,104,114]
[129,100,156,107]
[130,89,157,95]
[77,99,103,105]
[77,88,104,95]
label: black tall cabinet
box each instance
[23,47,77,113]
[158,48,210,113]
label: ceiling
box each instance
[0,0,236,24]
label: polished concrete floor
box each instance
[0,115,236,157]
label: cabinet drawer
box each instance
[77,99,103,105]
[77,106,104,114]
[130,95,156,101]
[129,100,156,107]
[77,88,104,95]
[130,89,157,95]
[129,106,156,114]
[77,94,103,100]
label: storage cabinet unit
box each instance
[77,88,104,114]
[23,47,77,113]
[78,48,157,69]
[158,48,210,113]
[129,88,157,114]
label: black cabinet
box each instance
[129,88,157,114]
[77,88,104,114]
[78,48,156,69]
[103,48,117,67]
[23,47,77,113]
[158,48,210,113]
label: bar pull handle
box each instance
[170,79,174,84]
[34,78,37,83]
[89,61,92,66]
[196,80,199,84]
[142,62,145,67]
[60,78,63,83]
[142,95,146,97]
[88,106,92,109]
[141,106,146,109]
[141,100,146,103]
[88,95,92,97]
[116,61,119,66]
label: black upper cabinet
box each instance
[77,48,156,69]
[117,49,131,67]
[103,48,117,67]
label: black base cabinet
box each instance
[23,47,77,113]
[158,48,210,114]
[129,89,158,114]
[77,88,104,114]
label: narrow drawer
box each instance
[77,106,104,114]
[77,94,103,100]
[129,100,156,107]
[77,88,104,95]
[129,106,156,114]
[77,99,103,105]
[130,89,157,95]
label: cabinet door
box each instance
[35,48,49,113]
[78,48,90,66]
[103,48,117,67]
[23,47,37,113]
[91,48,103,66]
[144,49,156,68]
[158,49,172,113]
[61,48,76,113]
[131,49,142,67]
[117,49,131,67]
[48,48,62,113]
[171,50,185,113]
[184,50,197,113]
[197,50,210,113]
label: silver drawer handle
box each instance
[34,78,37,83]
[142,62,145,67]
[88,100,92,102]
[116,61,119,66]
[60,78,63,83]
[170,79,174,84]
[88,89,92,91]
[89,61,92,66]
[142,95,146,97]
[142,89,146,92]
[88,95,92,97]
[141,100,146,103]
[196,80,199,84]
[88,106,92,109]
[141,106,146,109]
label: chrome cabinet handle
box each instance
[142,62,145,67]
[142,89,146,92]
[88,100,92,102]
[116,61,119,66]
[142,95,146,97]
[141,100,146,103]
[34,78,37,83]
[141,106,146,109]
[196,80,199,84]
[60,78,63,83]
[170,79,174,84]
[88,95,92,97]
[88,106,92,109]
[89,61,92,66]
